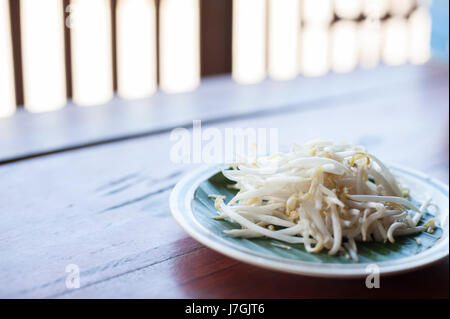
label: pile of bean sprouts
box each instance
[212,140,436,262]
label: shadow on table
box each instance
[172,243,449,299]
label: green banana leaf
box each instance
[192,171,442,264]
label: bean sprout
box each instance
[213,140,435,262]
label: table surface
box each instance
[0,62,448,298]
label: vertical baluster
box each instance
[300,0,332,77]
[159,0,200,93]
[359,19,382,68]
[408,7,431,65]
[331,21,359,73]
[359,0,388,68]
[21,0,66,113]
[300,25,330,77]
[0,0,16,117]
[116,0,157,99]
[382,18,409,66]
[332,1,361,73]
[70,0,113,106]
[268,0,300,81]
[232,0,267,84]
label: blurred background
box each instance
[0,0,448,118]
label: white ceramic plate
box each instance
[170,164,449,278]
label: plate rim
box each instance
[170,164,449,278]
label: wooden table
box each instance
[0,62,448,298]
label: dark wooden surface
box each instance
[0,63,448,298]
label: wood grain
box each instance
[1,63,447,163]
[0,64,448,298]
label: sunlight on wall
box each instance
[300,25,329,77]
[232,0,267,84]
[268,0,300,81]
[359,20,382,68]
[335,0,362,20]
[0,0,15,118]
[70,0,113,106]
[117,0,157,99]
[409,7,432,65]
[382,18,409,65]
[159,0,200,93]
[21,0,66,113]
[331,21,359,73]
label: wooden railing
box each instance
[0,0,431,118]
